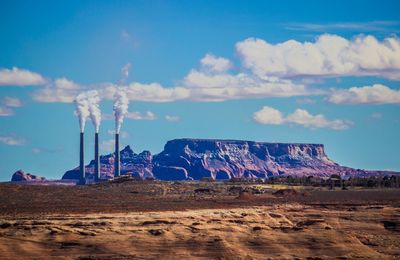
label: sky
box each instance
[0,0,400,181]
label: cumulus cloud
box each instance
[184,71,316,101]
[98,53,316,103]
[101,83,191,102]
[253,106,284,125]
[253,106,352,130]
[31,78,82,103]
[236,34,400,80]
[0,135,25,145]
[126,111,157,120]
[0,107,14,116]
[200,53,233,73]
[0,67,47,86]
[30,34,400,104]
[2,97,23,107]
[165,115,180,122]
[328,84,400,104]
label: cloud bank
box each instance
[31,78,81,103]
[328,84,400,104]
[236,34,400,80]
[253,106,352,130]
[12,34,400,105]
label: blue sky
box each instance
[1,0,400,180]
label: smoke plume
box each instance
[119,63,131,85]
[75,92,90,133]
[113,89,129,134]
[86,90,102,133]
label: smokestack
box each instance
[114,133,120,177]
[94,133,100,181]
[79,132,85,185]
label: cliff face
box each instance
[62,138,398,181]
[152,139,339,180]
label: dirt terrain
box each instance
[0,181,399,259]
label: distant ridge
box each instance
[60,138,399,181]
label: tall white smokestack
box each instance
[75,93,90,185]
[94,132,100,181]
[112,64,130,178]
[114,133,120,177]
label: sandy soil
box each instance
[0,182,399,259]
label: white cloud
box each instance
[253,107,284,125]
[31,78,82,103]
[200,53,233,73]
[184,71,316,101]
[328,84,400,104]
[253,106,352,130]
[165,115,180,122]
[0,107,14,116]
[100,53,316,103]
[100,139,115,153]
[0,135,25,145]
[236,34,400,80]
[0,67,47,86]
[30,34,400,104]
[285,109,352,130]
[2,96,23,107]
[126,111,157,120]
[101,83,191,102]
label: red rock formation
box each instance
[62,139,399,181]
[11,170,46,182]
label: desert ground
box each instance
[0,180,399,259]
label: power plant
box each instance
[75,87,128,184]
[114,133,120,177]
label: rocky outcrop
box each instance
[11,170,46,182]
[62,138,399,180]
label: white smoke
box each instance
[113,89,129,134]
[120,63,131,85]
[86,90,102,133]
[75,92,90,133]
